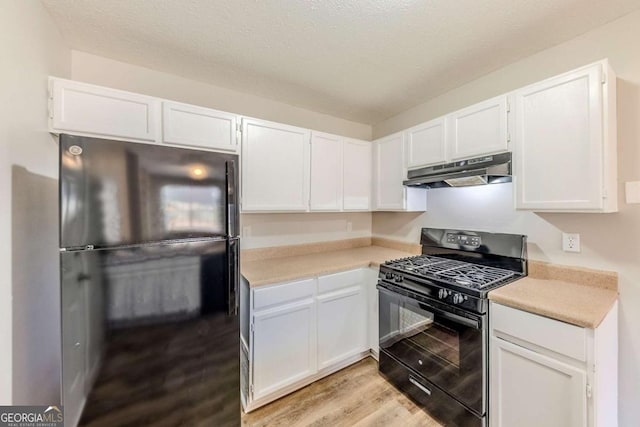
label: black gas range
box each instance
[378,228,527,427]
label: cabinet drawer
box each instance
[318,269,364,294]
[253,278,315,310]
[491,302,586,361]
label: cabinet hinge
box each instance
[250,322,254,333]
[249,384,254,397]
[601,73,607,85]
[506,100,511,113]
[507,133,511,144]
[236,122,242,144]
[586,383,592,399]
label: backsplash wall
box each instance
[241,212,372,249]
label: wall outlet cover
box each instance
[562,233,581,253]
[625,181,640,204]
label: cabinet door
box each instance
[252,300,317,399]
[241,118,311,211]
[406,117,447,168]
[162,101,238,152]
[373,133,406,210]
[448,95,509,160]
[490,337,587,427]
[513,64,605,211]
[343,138,372,211]
[50,78,160,142]
[310,132,343,211]
[317,269,369,369]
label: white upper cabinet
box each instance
[343,138,372,211]
[373,132,406,210]
[310,131,343,211]
[513,60,617,212]
[405,117,447,169]
[162,101,238,152]
[373,132,427,211]
[241,118,311,212]
[448,95,510,160]
[50,77,160,143]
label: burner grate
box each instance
[385,255,516,289]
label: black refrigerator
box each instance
[59,134,240,427]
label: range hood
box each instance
[403,152,512,188]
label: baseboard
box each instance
[243,350,375,413]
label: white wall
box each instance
[0,1,70,404]
[372,10,640,426]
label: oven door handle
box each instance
[419,302,481,330]
[378,285,481,330]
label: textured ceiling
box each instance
[42,0,640,124]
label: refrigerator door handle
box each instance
[227,238,239,316]
[226,160,239,238]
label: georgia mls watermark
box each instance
[0,406,63,427]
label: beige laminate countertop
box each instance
[241,245,414,287]
[489,275,618,328]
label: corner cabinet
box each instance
[490,302,618,427]
[316,270,368,369]
[343,138,372,211]
[309,131,344,211]
[373,132,427,211]
[241,268,377,412]
[241,118,311,212]
[513,60,617,212]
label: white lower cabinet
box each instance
[252,299,317,400]
[489,301,618,427]
[491,338,587,427]
[317,270,367,369]
[243,268,377,412]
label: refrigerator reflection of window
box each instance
[160,185,222,232]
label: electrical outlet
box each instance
[346,221,353,232]
[562,233,581,253]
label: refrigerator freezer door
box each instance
[60,239,239,426]
[60,134,238,249]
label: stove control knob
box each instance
[438,289,446,299]
[394,275,403,283]
[385,272,393,280]
[453,293,464,304]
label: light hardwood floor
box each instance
[242,357,442,427]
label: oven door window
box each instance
[379,287,484,415]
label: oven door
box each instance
[378,283,485,415]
